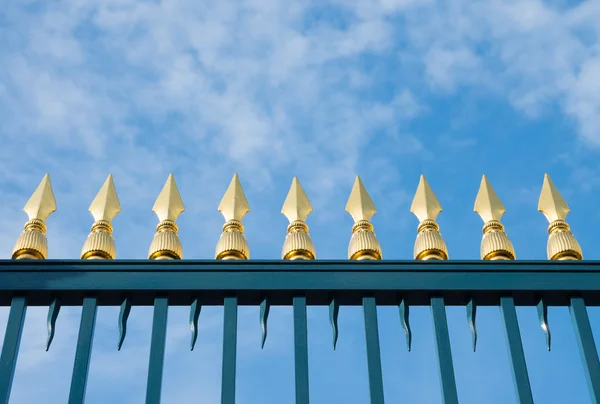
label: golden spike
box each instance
[538,174,582,260]
[474,175,515,260]
[12,174,57,259]
[281,177,316,260]
[215,173,250,260]
[410,175,448,260]
[345,176,382,260]
[149,174,185,260]
[81,175,121,260]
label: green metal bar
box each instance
[221,297,238,404]
[146,297,169,404]
[500,296,533,404]
[0,296,27,404]
[362,297,385,404]
[69,297,98,404]
[431,297,459,404]
[569,297,600,402]
[293,296,310,404]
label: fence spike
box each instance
[260,297,270,349]
[149,173,185,260]
[538,173,583,260]
[537,298,551,351]
[410,175,448,260]
[189,298,202,351]
[399,298,412,352]
[329,297,339,350]
[345,175,382,260]
[118,296,132,350]
[215,174,250,260]
[46,297,61,351]
[81,174,120,260]
[281,177,316,260]
[467,298,477,352]
[12,173,56,260]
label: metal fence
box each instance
[0,260,599,404]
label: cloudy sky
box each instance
[1,0,600,402]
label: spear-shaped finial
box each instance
[215,174,250,260]
[538,174,582,260]
[281,177,316,260]
[410,175,448,260]
[81,175,121,259]
[12,174,57,259]
[345,176,382,260]
[149,174,185,260]
[474,175,515,260]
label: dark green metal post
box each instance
[293,296,310,404]
[431,297,459,404]
[146,297,169,404]
[569,297,600,402]
[0,296,27,404]
[69,297,98,404]
[221,297,238,404]
[363,297,385,404]
[500,296,533,404]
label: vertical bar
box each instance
[146,297,169,404]
[69,297,98,404]
[500,296,533,404]
[431,297,459,404]
[221,297,238,404]
[362,296,385,404]
[0,296,27,404]
[570,297,600,402]
[293,296,309,404]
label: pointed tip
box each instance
[89,174,121,223]
[474,175,506,223]
[152,173,185,222]
[23,173,57,221]
[345,175,377,222]
[218,173,250,222]
[281,177,313,223]
[410,175,442,222]
[538,173,570,222]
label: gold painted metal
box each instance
[410,175,448,260]
[281,177,316,260]
[538,173,583,260]
[345,175,382,260]
[12,174,57,260]
[148,174,185,260]
[474,175,515,260]
[81,175,121,260]
[215,174,250,260]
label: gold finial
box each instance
[281,177,316,260]
[12,174,57,259]
[81,175,121,260]
[538,174,582,260]
[149,174,185,260]
[345,176,382,260]
[215,174,250,260]
[410,175,448,260]
[474,175,515,260]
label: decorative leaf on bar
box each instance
[189,297,202,351]
[537,298,551,351]
[329,297,339,350]
[467,298,477,352]
[118,296,132,351]
[260,297,270,349]
[46,297,61,351]
[399,299,412,352]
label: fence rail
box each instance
[0,260,599,403]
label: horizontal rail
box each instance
[0,260,599,306]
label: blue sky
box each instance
[1,0,600,402]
